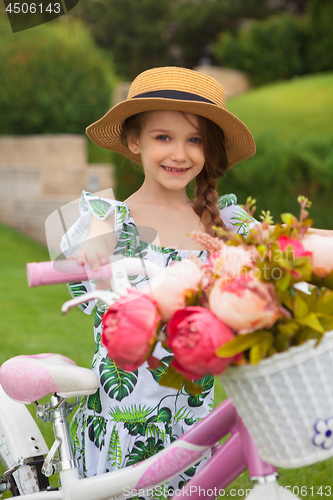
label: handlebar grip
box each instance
[26,260,112,287]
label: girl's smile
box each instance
[161,165,191,175]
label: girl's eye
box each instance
[156,135,169,141]
[189,137,201,144]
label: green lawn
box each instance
[0,224,94,368]
[0,223,94,488]
[1,223,333,498]
[227,72,333,144]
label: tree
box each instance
[306,0,333,72]
[78,0,173,80]
[76,0,282,77]
[74,0,314,79]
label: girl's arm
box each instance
[263,223,333,238]
[308,227,333,237]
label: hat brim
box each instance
[86,97,256,169]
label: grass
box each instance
[227,72,333,144]
[1,222,333,498]
[0,224,94,368]
[0,223,94,493]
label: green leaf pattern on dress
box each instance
[87,389,102,414]
[108,428,122,468]
[68,283,90,311]
[126,437,165,466]
[100,358,138,402]
[229,208,256,235]
[185,375,214,408]
[87,415,107,450]
[217,193,237,209]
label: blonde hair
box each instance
[121,112,228,236]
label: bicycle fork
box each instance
[36,395,80,500]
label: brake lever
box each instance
[61,291,121,315]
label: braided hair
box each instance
[192,115,228,236]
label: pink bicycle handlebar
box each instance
[26,260,112,287]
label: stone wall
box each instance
[0,135,114,246]
[194,66,250,99]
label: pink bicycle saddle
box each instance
[0,353,99,404]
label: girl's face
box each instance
[127,111,205,192]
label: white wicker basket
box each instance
[219,330,333,469]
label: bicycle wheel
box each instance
[0,424,49,496]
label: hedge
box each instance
[213,5,333,87]
[213,14,307,87]
[0,18,115,135]
[218,133,333,230]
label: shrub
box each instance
[218,133,333,229]
[306,0,333,73]
[112,153,145,202]
[213,14,306,86]
[0,19,115,134]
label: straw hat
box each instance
[86,66,255,169]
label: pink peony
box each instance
[208,274,280,334]
[207,244,256,283]
[302,233,333,277]
[277,236,312,259]
[144,260,204,323]
[102,289,160,371]
[166,306,235,380]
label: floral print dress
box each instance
[61,190,257,497]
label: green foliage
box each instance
[81,0,173,80]
[112,152,145,202]
[0,18,115,134]
[159,364,203,395]
[78,0,272,78]
[218,133,333,229]
[306,0,333,73]
[219,287,333,364]
[213,13,306,86]
[213,3,333,86]
[169,0,255,69]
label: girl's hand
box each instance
[76,216,117,289]
[76,237,110,269]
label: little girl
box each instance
[61,67,258,497]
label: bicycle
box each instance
[0,257,300,500]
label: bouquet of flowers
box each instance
[102,196,333,394]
